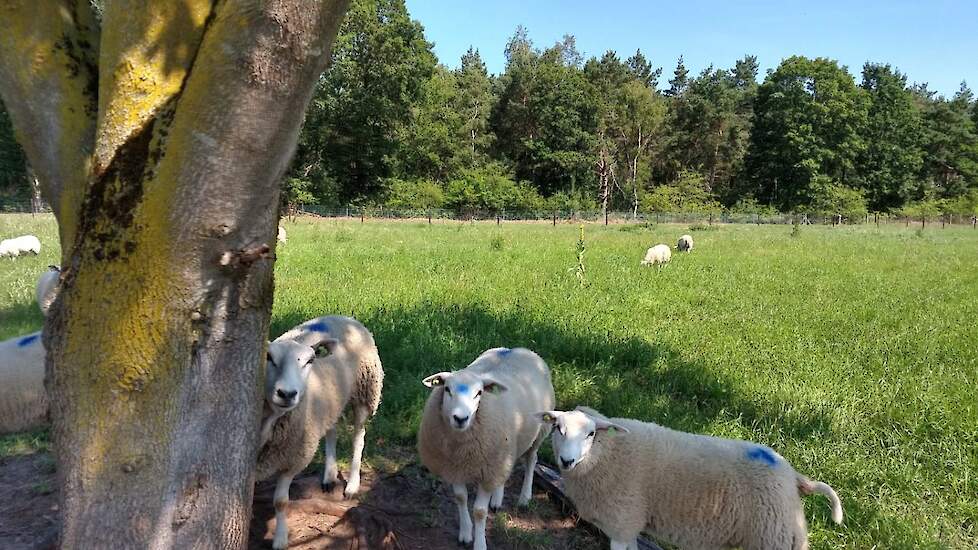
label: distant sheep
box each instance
[537,406,843,550]
[277,225,287,244]
[677,234,694,252]
[641,243,672,267]
[0,332,47,434]
[35,265,61,316]
[0,235,41,258]
[257,316,383,550]
[418,348,555,550]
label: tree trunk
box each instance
[0,1,350,548]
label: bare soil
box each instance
[0,449,603,549]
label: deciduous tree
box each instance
[0,1,350,546]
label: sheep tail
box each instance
[798,475,843,524]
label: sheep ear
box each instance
[314,337,339,356]
[422,372,451,388]
[593,418,629,434]
[481,375,508,394]
[536,411,562,425]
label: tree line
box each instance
[3,0,978,220]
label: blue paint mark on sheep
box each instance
[746,447,778,467]
[496,348,512,356]
[17,334,39,347]
[306,320,329,333]
[456,384,469,395]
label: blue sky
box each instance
[404,0,977,97]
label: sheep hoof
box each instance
[489,504,501,513]
[322,481,336,493]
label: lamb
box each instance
[257,315,384,550]
[536,407,843,550]
[418,347,556,550]
[277,224,287,244]
[677,234,694,252]
[0,332,47,435]
[0,235,41,258]
[35,265,61,316]
[641,243,672,267]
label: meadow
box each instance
[1,213,977,549]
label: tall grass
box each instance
[2,214,976,548]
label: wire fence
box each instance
[294,204,978,229]
[1,199,975,229]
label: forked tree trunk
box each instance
[0,1,350,547]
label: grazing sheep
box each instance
[0,332,47,434]
[641,243,672,267]
[35,265,60,316]
[418,347,556,550]
[257,316,383,550]
[0,235,41,258]
[277,225,287,244]
[677,234,694,252]
[537,407,843,550]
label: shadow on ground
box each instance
[273,301,833,444]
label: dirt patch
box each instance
[0,453,59,550]
[0,450,603,549]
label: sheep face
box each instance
[537,410,629,471]
[265,338,335,412]
[422,370,508,432]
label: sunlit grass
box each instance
[1,213,976,548]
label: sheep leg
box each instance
[343,405,369,499]
[472,486,492,550]
[489,485,504,512]
[627,539,640,550]
[272,474,294,550]
[321,427,339,492]
[517,451,539,507]
[452,483,473,545]
[610,540,631,550]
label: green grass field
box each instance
[2,213,977,548]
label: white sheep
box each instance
[537,407,843,550]
[35,265,61,316]
[0,235,41,258]
[257,315,383,550]
[0,332,47,435]
[677,234,694,252]
[418,347,556,550]
[277,225,287,244]
[641,243,672,267]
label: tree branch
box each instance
[0,0,99,248]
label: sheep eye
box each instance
[444,387,452,395]
[475,389,483,397]
[588,431,595,438]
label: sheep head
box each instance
[422,370,508,432]
[536,409,629,471]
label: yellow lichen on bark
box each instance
[0,1,98,248]
[61,183,186,480]
[95,0,214,170]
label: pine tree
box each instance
[454,48,495,168]
[665,56,689,97]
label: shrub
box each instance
[808,175,868,221]
[445,164,545,213]
[641,170,722,213]
[384,178,446,210]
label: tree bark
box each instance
[0,1,350,548]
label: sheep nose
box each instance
[276,389,297,401]
[452,414,469,426]
[560,457,575,469]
